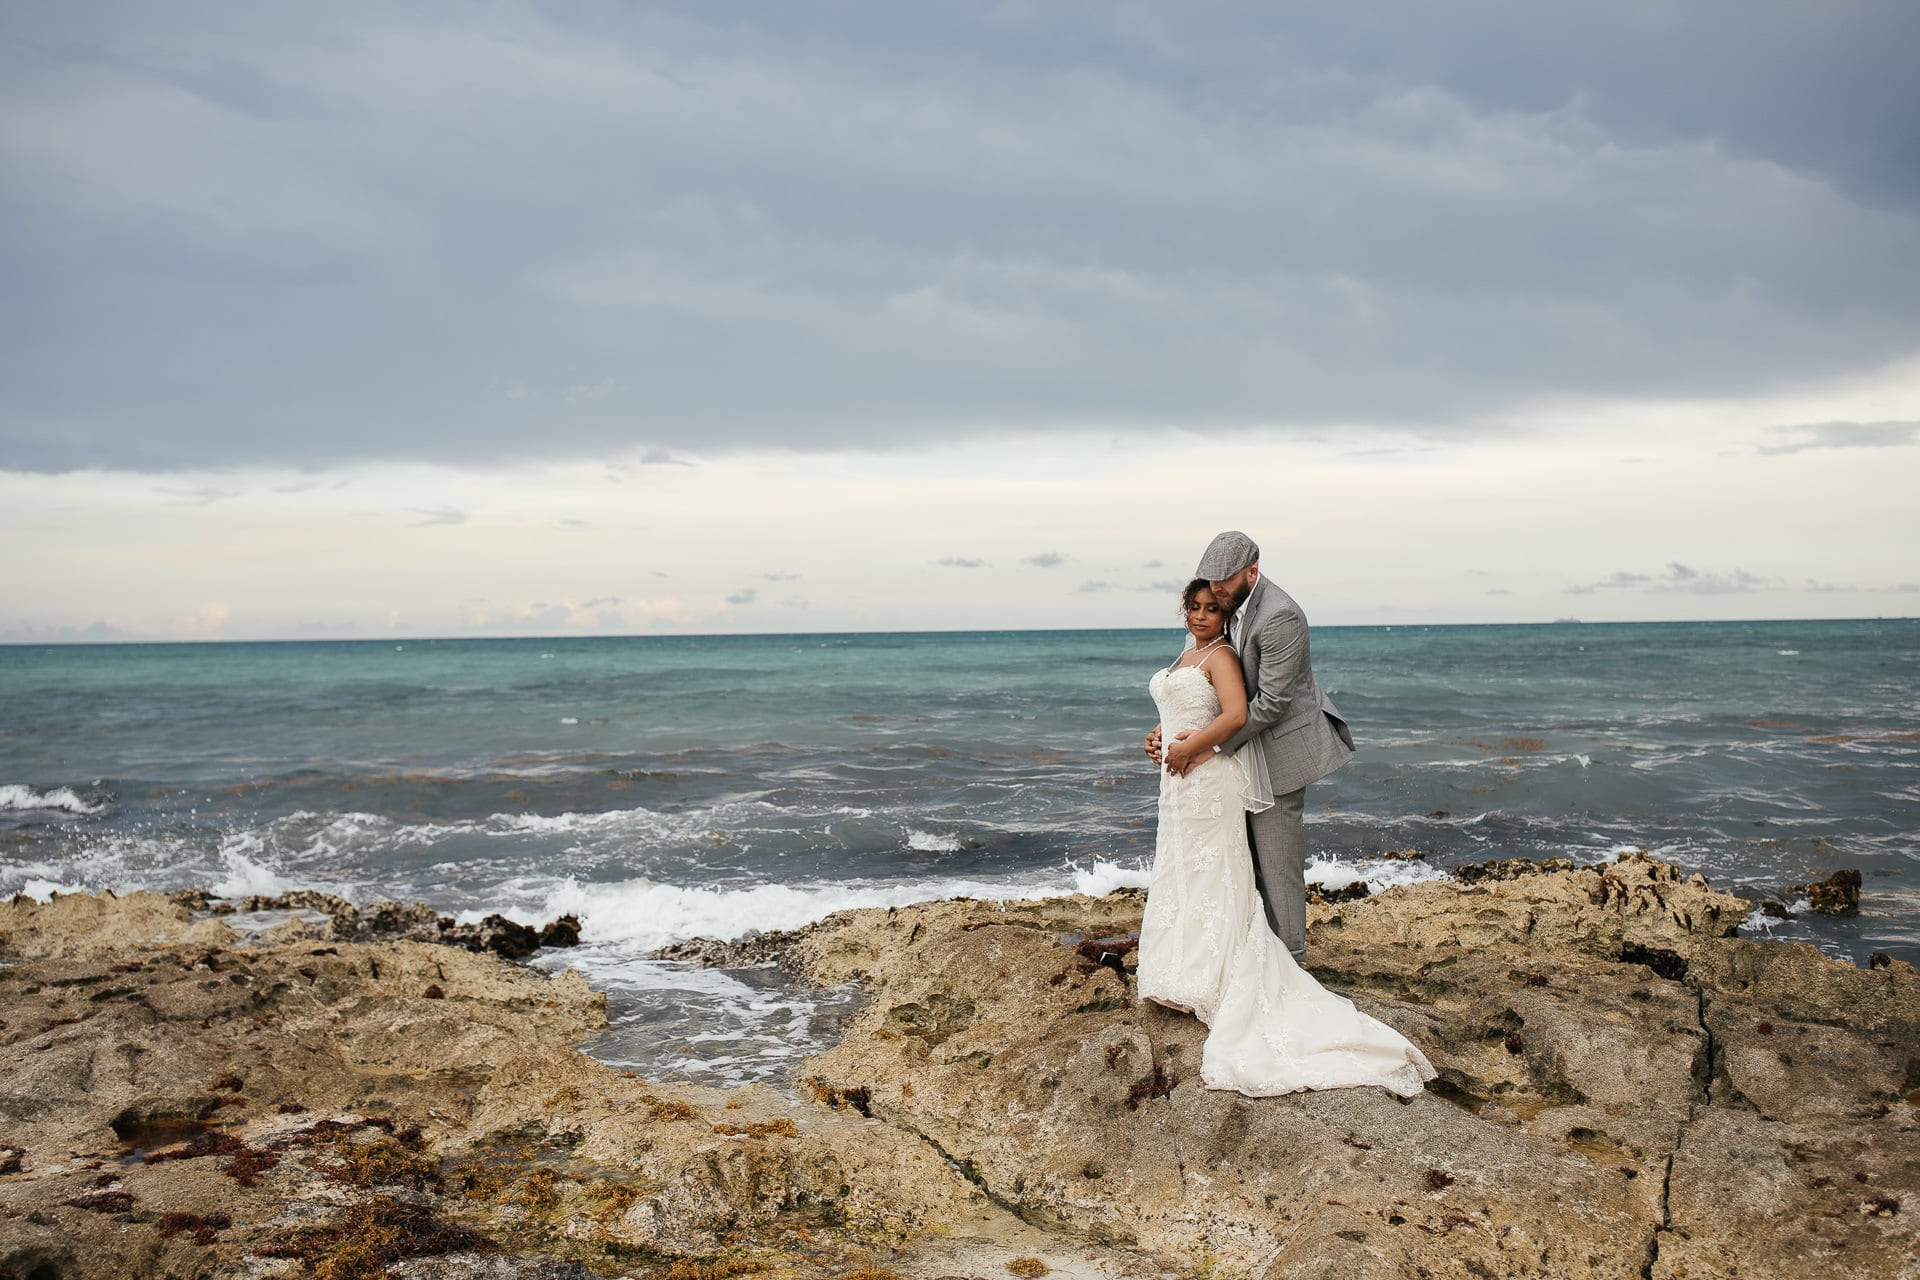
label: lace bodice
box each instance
[1149,664,1222,738]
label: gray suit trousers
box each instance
[1247,786,1309,960]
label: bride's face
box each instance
[1186,587,1228,643]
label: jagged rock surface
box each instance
[4,859,1915,1280]
[0,892,1146,1280]
[784,857,1919,1279]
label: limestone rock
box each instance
[782,860,1916,1279]
[5,862,1914,1280]
[0,892,1143,1280]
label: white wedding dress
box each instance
[1139,664,1436,1098]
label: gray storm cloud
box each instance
[1,1,1917,473]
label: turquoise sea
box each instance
[3,619,1916,1081]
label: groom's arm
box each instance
[1221,608,1309,754]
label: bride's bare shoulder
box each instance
[1202,644,1244,687]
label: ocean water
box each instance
[3,620,1916,1082]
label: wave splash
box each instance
[0,784,103,815]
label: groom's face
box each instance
[1208,564,1258,614]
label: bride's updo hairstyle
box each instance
[1180,578,1212,615]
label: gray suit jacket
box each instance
[1222,577,1355,797]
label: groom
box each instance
[1147,531,1354,961]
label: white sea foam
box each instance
[209,843,299,898]
[1070,860,1151,896]
[490,876,1033,954]
[0,784,102,815]
[1305,856,1449,894]
[495,808,659,836]
[464,860,1155,956]
[904,829,962,853]
[1740,901,1812,935]
[16,878,90,901]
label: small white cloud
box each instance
[176,601,230,635]
[1757,420,1920,456]
[726,587,758,605]
[1566,562,1774,596]
[640,448,695,467]
[0,619,134,643]
[562,377,616,406]
[1656,564,1766,594]
[1078,580,1113,593]
[408,507,468,527]
[763,571,799,581]
[1023,552,1067,569]
[1564,569,1649,592]
[939,556,990,568]
[154,485,237,506]
[556,517,593,531]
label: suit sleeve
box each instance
[1223,607,1309,754]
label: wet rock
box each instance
[442,913,542,959]
[1453,855,1579,882]
[228,892,584,956]
[1791,868,1863,915]
[649,925,813,969]
[536,916,581,949]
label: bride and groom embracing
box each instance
[1138,531,1435,1098]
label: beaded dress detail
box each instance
[1138,664,1435,1097]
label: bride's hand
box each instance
[1164,733,1202,777]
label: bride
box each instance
[1138,580,1435,1098]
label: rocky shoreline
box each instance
[3,856,1915,1279]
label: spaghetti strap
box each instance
[1170,636,1231,674]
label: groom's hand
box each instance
[1144,726,1164,764]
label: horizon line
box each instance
[3,614,1915,649]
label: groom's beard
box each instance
[1222,579,1253,613]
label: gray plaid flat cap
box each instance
[1195,531,1260,579]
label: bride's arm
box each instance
[1164,651,1249,776]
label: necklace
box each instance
[1176,636,1228,669]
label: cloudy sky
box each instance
[4,1,1917,640]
